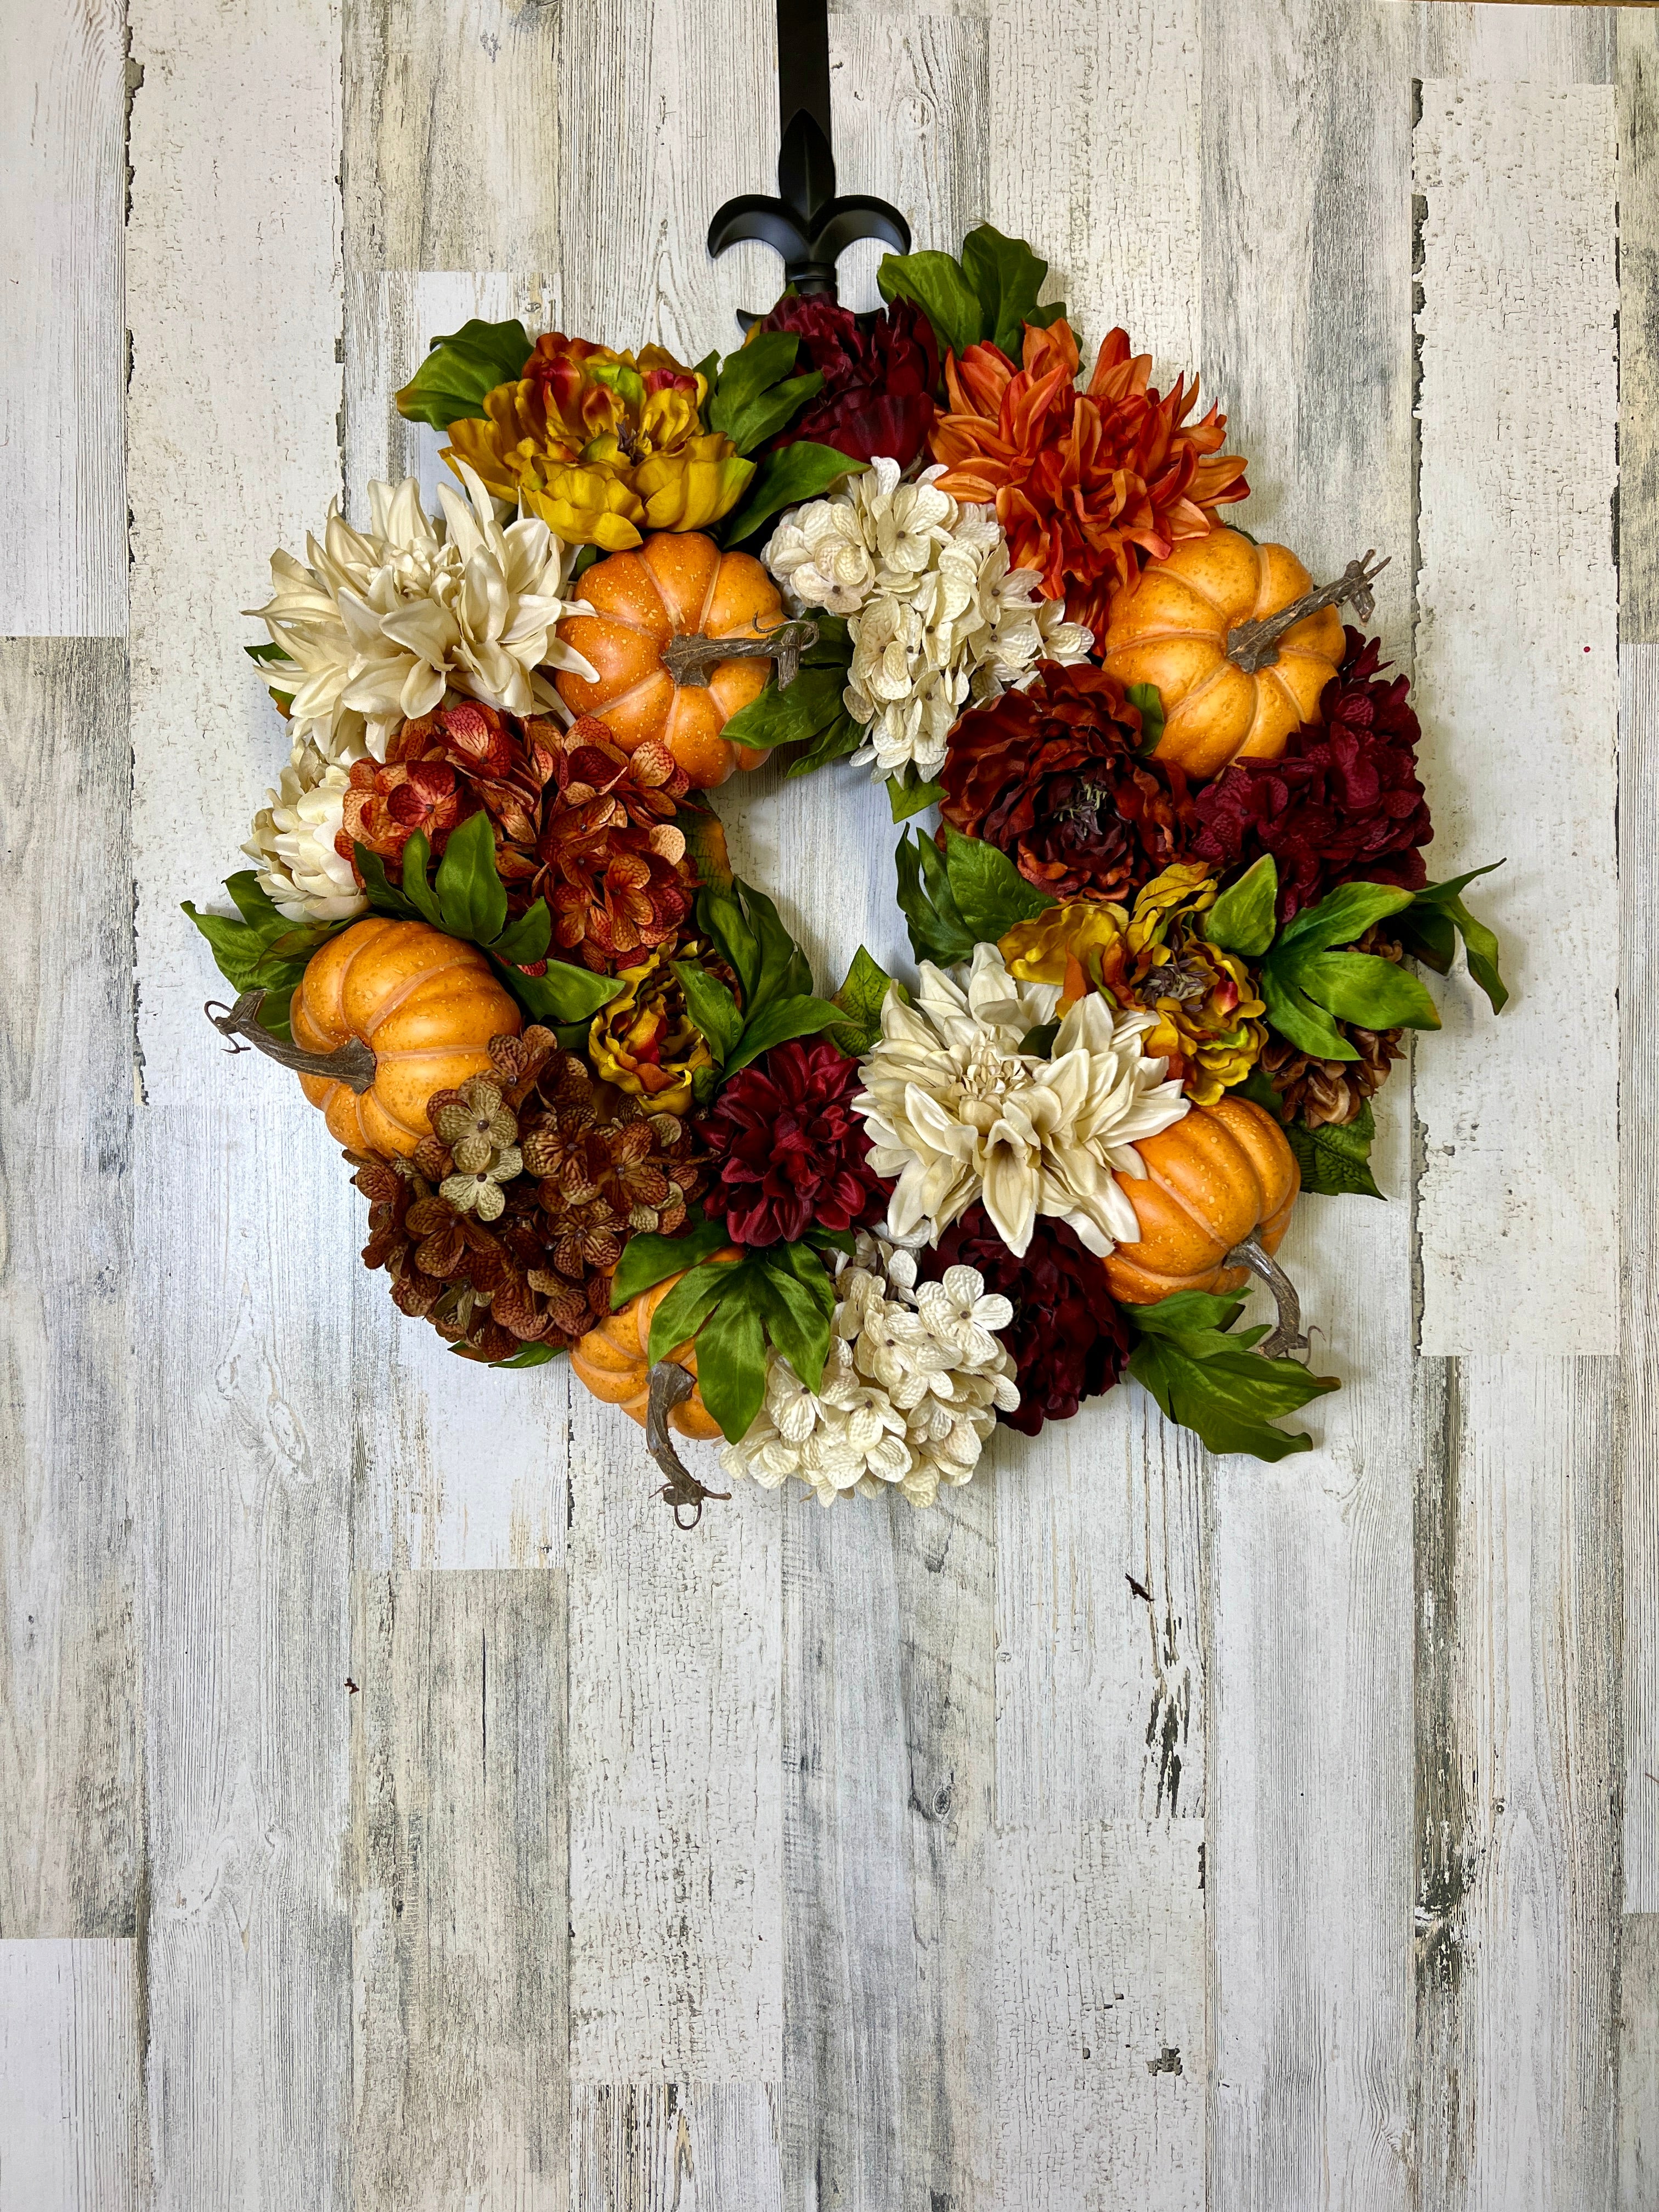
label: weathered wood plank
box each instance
[571,2085,783,2212]
[1413,1359,1620,2211]
[351,1570,569,2210]
[0,0,125,635]
[1413,3,1616,87]
[1622,1916,1659,2212]
[1413,79,1620,1353]
[0,1940,143,2210]
[0,640,138,1942]
[1198,5,1418,2205]
[1620,8,1659,646]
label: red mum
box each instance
[757,293,940,469]
[699,1040,889,1249]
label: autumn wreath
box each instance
[189,226,1506,1524]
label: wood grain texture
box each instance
[1413,79,1620,1353]
[0,640,138,1942]
[571,2085,782,2212]
[345,0,559,270]
[1622,1916,1659,2212]
[1413,1360,1621,2212]
[1620,9,1659,644]
[352,1570,569,2210]
[1413,3,1616,87]
[0,1940,143,2210]
[1199,6,1417,2206]
[0,0,125,635]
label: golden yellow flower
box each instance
[588,942,715,1116]
[1000,900,1130,1005]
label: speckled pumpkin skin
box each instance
[570,1258,740,1440]
[1102,1096,1299,1304]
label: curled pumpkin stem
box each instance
[645,1358,731,1530]
[1224,551,1390,675]
[205,991,377,1092]
[659,615,819,690]
[1223,1234,1308,1361]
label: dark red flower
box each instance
[756,293,940,469]
[1190,628,1432,920]
[699,1040,889,1248]
[921,1204,1130,1435]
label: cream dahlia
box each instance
[242,738,366,922]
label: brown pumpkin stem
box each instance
[645,1359,731,1530]
[1224,551,1390,674]
[204,991,377,1093]
[659,615,820,690]
[1223,1234,1308,1361]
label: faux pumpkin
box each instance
[1102,1094,1299,1304]
[569,1260,736,1441]
[1102,529,1379,781]
[287,918,521,1158]
[554,531,797,788]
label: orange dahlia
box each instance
[928,319,1250,635]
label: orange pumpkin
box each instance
[1101,528,1346,780]
[569,1259,736,1441]
[1103,1096,1299,1304]
[290,918,521,1159]
[554,531,785,788]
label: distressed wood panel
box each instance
[571,2085,783,2212]
[0,0,125,635]
[0,1940,143,2211]
[1413,1359,1620,2212]
[1413,80,1620,1353]
[351,1570,569,2210]
[1620,9,1659,644]
[0,640,138,1940]
[1413,3,1616,87]
[1622,1916,1659,2212]
[991,1820,1206,2209]
[344,0,560,270]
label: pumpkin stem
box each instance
[659,615,820,690]
[1223,1234,1308,1361]
[645,1358,732,1529]
[1224,551,1390,675]
[204,991,377,1093]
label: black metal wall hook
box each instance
[707,0,911,317]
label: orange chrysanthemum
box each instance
[928,319,1250,635]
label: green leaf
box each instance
[720,662,849,757]
[1290,950,1441,1031]
[1280,1098,1385,1200]
[646,1255,747,1367]
[888,772,944,822]
[825,945,891,1057]
[708,332,825,454]
[1276,879,1416,954]
[610,1214,732,1309]
[698,886,761,1003]
[394,317,533,431]
[958,224,1068,359]
[1126,682,1166,757]
[1020,1019,1060,1057]
[1123,1287,1250,1341]
[244,640,294,667]
[433,809,508,944]
[1205,854,1279,958]
[354,844,416,918]
[486,1342,561,1369]
[943,825,1053,941]
[182,903,274,991]
[1399,862,1509,1014]
[724,994,846,1077]
[894,826,977,966]
[500,958,623,1026]
[673,962,744,1064]
[1259,971,1358,1061]
[757,1249,833,1391]
[690,1286,769,1442]
[876,247,986,356]
[222,870,292,937]
[401,832,442,925]
[741,880,815,1007]
[489,898,552,966]
[785,708,865,778]
[1123,1291,1339,1461]
[721,444,865,545]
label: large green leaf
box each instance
[1282,1098,1385,1201]
[724,994,846,1076]
[489,899,552,967]
[673,962,744,1064]
[1205,854,1279,958]
[646,1254,747,1367]
[826,945,892,1057]
[894,826,977,966]
[1290,949,1441,1031]
[690,1286,770,1442]
[1397,862,1509,1013]
[1276,879,1415,953]
[707,331,825,455]
[400,832,442,925]
[721,443,865,545]
[888,772,944,822]
[755,1248,833,1392]
[394,317,533,431]
[1126,682,1166,757]
[1259,972,1357,1061]
[1124,1289,1338,1460]
[500,958,623,1026]
[353,845,417,918]
[876,249,985,356]
[720,662,850,757]
[433,809,508,945]
[957,224,1069,357]
[943,825,1052,942]
[610,1214,732,1310]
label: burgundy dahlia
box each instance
[699,1040,889,1248]
[921,1205,1131,1436]
[756,292,940,469]
[1192,628,1433,921]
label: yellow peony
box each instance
[444,334,753,549]
[588,942,715,1117]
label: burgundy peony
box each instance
[756,292,940,468]
[921,1205,1131,1435]
[699,1040,889,1248]
[1192,628,1433,921]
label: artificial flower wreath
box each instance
[190,227,1506,1525]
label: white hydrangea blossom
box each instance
[246,466,597,765]
[854,943,1191,1259]
[720,1235,1019,1509]
[763,459,1091,781]
[242,738,366,923]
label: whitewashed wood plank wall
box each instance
[0,2,1651,2207]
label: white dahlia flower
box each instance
[246,465,597,764]
[854,943,1190,1257]
[242,738,366,922]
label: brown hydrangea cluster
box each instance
[348,1025,706,1359]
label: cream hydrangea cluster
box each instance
[720,1233,1019,1509]
[247,465,596,765]
[242,738,366,923]
[763,459,1091,781]
[854,943,1191,1258]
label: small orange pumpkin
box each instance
[555,531,785,788]
[1103,1096,1299,1304]
[1101,528,1347,780]
[290,918,521,1158]
[569,1258,737,1440]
